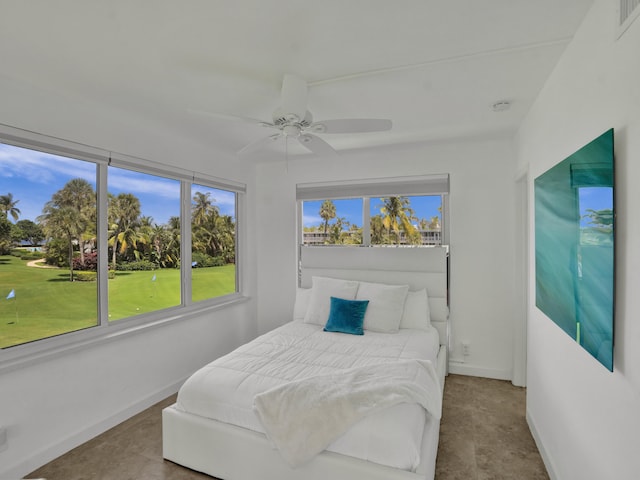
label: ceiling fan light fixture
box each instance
[283,125,302,137]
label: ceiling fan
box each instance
[193,74,392,156]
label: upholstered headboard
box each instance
[299,246,449,347]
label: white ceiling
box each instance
[0,0,594,161]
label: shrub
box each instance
[73,270,116,281]
[10,249,42,260]
[72,252,98,271]
[75,271,97,282]
[191,252,226,268]
[43,238,68,267]
[116,260,157,271]
[21,251,45,261]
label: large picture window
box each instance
[0,130,243,352]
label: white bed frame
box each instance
[163,246,449,480]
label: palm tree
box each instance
[319,200,336,234]
[0,216,13,254]
[0,193,21,221]
[53,179,95,264]
[370,215,387,244]
[38,205,82,280]
[215,214,236,263]
[136,216,155,262]
[380,196,418,245]
[344,224,363,245]
[38,179,96,278]
[192,191,217,227]
[193,209,235,260]
[163,216,181,268]
[108,193,143,267]
[148,223,165,265]
[328,217,349,244]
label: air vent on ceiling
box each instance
[617,0,640,38]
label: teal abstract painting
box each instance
[535,129,614,371]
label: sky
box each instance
[0,143,235,225]
[302,196,442,229]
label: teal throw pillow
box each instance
[323,296,369,335]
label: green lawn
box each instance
[0,255,235,349]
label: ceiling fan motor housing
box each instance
[272,108,313,130]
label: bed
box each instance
[163,246,449,480]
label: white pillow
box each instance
[356,281,409,333]
[303,277,359,326]
[293,287,311,322]
[400,289,431,330]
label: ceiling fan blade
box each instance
[189,109,276,129]
[309,118,392,134]
[237,133,282,156]
[280,74,308,121]
[297,133,338,156]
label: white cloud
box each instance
[303,214,322,227]
[109,168,180,199]
[0,144,95,185]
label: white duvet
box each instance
[175,321,441,471]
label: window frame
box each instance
[0,124,246,370]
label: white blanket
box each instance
[253,359,442,467]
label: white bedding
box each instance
[254,359,442,467]
[175,321,441,471]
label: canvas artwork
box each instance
[535,129,614,371]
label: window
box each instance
[297,175,449,247]
[191,184,237,303]
[0,128,243,352]
[107,167,182,321]
[370,195,443,246]
[0,145,99,347]
[301,198,363,245]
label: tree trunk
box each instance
[68,237,74,282]
[112,238,118,268]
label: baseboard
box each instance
[526,409,558,480]
[448,360,512,381]
[1,378,187,480]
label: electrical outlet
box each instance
[0,425,7,452]
[462,341,470,357]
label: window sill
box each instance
[0,294,250,374]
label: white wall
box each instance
[255,136,518,380]
[0,74,259,478]
[516,1,640,478]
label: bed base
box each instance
[163,345,446,480]
[163,407,439,480]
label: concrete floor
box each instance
[28,374,548,480]
[435,374,549,480]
